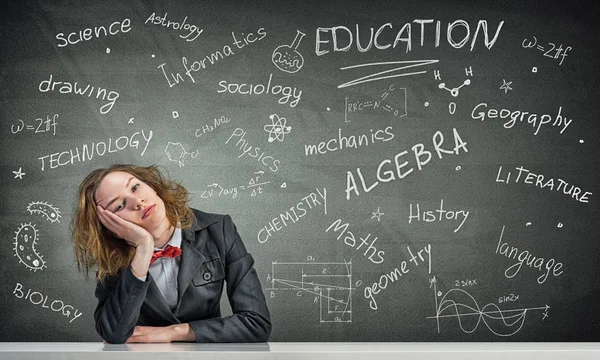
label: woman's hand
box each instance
[125,325,192,343]
[96,205,154,248]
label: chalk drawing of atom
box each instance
[264,114,291,142]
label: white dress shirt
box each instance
[135,227,182,310]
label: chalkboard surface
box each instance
[1,0,599,342]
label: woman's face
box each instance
[94,171,168,234]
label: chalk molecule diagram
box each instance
[427,276,550,337]
[13,201,61,272]
[266,259,355,323]
[264,114,292,142]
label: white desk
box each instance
[1,342,600,360]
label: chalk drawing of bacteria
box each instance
[27,201,61,223]
[272,30,306,73]
[14,223,46,271]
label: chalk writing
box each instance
[345,128,468,199]
[145,12,203,41]
[408,199,469,233]
[39,75,119,114]
[363,244,431,310]
[225,128,281,172]
[257,188,327,243]
[38,130,152,171]
[495,226,564,284]
[13,283,83,323]
[325,219,386,264]
[11,115,58,136]
[344,85,407,121]
[472,103,572,135]
[218,74,302,107]
[56,18,131,47]
[522,36,571,65]
[496,165,592,203]
[304,127,394,156]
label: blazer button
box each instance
[203,272,212,281]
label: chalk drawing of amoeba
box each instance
[13,223,46,271]
[27,201,61,223]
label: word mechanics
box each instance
[408,199,469,233]
[56,18,131,47]
[315,19,504,55]
[225,128,281,173]
[39,75,119,114]
[346,128,468,199]
[472,103,572,135]
[38,130,152,171]
[13,283,82,323]
[325,219,385,264]
[495,226,563,284]
[11,115,58,136]
[496,165,592,203]
[304,126,394,156]
[218,73,302,108]
[159,28,266,87]
[364,244,431,310]
[145,12,203,41]
[257,188,327,243]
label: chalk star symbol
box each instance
[500,79,513,93]
[371,207,384,221]
[13,167,25,179]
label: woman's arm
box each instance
[187,215,272,342]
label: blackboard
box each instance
[1,0,599,342]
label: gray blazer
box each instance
[94,209,271,343]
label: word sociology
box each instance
[13,282,83,323]
[145,12,203,41]
[346,128,468,199]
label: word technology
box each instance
[345,128,468,199]
[316,19,504,55]
[13,283,83,323]
[145,12,203,41]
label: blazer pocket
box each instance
[192,258,225,286]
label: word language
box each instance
[316,20,504,55]
[145,12,203,41]
[11,114,58,136]
[13,283,83,323]
[471,103,572,135]
[408,199,469,233]
[56,18,131,47]
[496,165,592,203]
[304,127,394,156]
[364,244,432,310]
[345,128,468,199]
[218,73,302,108]
[495,226,564,284]
[159,28,266,87]
[225,128,281,173]
[38,130,153,171]
[39,74,119,114]
[522,36,571,65]
[257,188,327,243]
[325,219,386,264]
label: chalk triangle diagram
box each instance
[338,59,439,88]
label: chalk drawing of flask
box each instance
[272,30,306,73]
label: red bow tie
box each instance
[150,245,182,265]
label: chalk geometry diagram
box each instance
[427,276,550,337]
[272,30,306,73]
[13,223,46,271]
[267,260,353,323]
[27,201,61,223]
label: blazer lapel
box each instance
[143,278,181,324]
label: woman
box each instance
[72,164,271,344]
